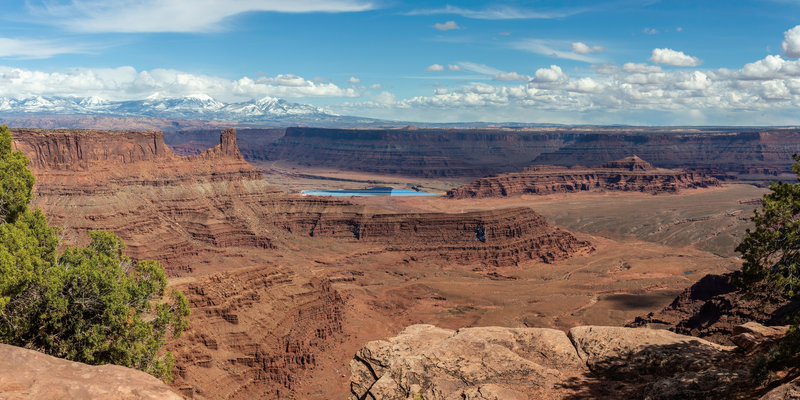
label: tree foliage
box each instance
[0,125,189,381]
[736,154,800,369]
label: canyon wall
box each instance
[252,127,578,177]
[240,127,800,180]
[533,130,800,177]
[447,156,720,199]
[12,127,593,398]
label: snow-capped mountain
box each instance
[0,94,349,124]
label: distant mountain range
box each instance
[0,94,384,126]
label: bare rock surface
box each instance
[0,343,181,400]
[761,377,800,400]
[351,324,762,400]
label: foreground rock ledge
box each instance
[349,324,743,400]
[0,343,181,400]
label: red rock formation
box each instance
[247,126,800,180]
[256,127,578,177]
[12,127,594,399]
[628,273,800,345]
[168,268,344,399]
[447,155,720,199]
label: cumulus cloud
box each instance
[448,64,464,71]
[426,64,445,72]
[433,21,460,31]
[0,37,91,59]
[347,76,361,83]
[370,83,382,89]
[649,48,702,67]
[643,28,658,35]
[571,42,604,54]
[0,66,360,101]
[782,25,800,58]
[492,72,530,81]
[30,0,375,33]
[533,65,568,83]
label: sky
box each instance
[1,0,800,125]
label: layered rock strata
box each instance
[168,267,344,399]
[13,128,592,271]
[350,324,743,400]
[0,343,182,399]
[242,126,800,180]
[256,127,578,178]
[447,155,720,199]
[12,127,593,398]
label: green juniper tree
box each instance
[0,124,189,382]
[736,154,800,368]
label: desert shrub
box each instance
[0,125,189,381]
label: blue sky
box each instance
[1,0,800,124]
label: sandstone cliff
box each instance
[239,127,800,180]
[349,324,756,400]
[12,127,594,398]
[0,343,182,399]
[447,155,720,199]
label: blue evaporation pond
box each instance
[301,186,438,197]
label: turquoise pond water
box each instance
[301,186,438,197]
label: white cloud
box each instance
[511,39,601,63]
[406,5,586,20]
[492,72,530,81]
[426,64,445,72]
[0,37,91,59]
[643,28,658,35]
[347,76,361,83]
[448,64,464,71]
[370,83,382,89]
[533,65,568,83]
[674,71,711,90]
[649,48,702,67]
[782,25,800,58]
[30,0,375,33]
[0,66,360,101]
[622,63,662,74]
[433,21,460,31]
[571,42,604,54]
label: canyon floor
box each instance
[241,166,766,398]
[13,127,775,399]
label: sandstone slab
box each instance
[0,343,181,400]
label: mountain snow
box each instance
[0,94,340,123]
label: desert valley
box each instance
[0,120,796,399]
[3,2,800,399]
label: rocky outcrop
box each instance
[760,377,800,400]
[0,343,182,399]
[628,273,800,344]
[447,155,720,199]
[350,324,746,400]
[168,267,344,399]
[274,207,594,266]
